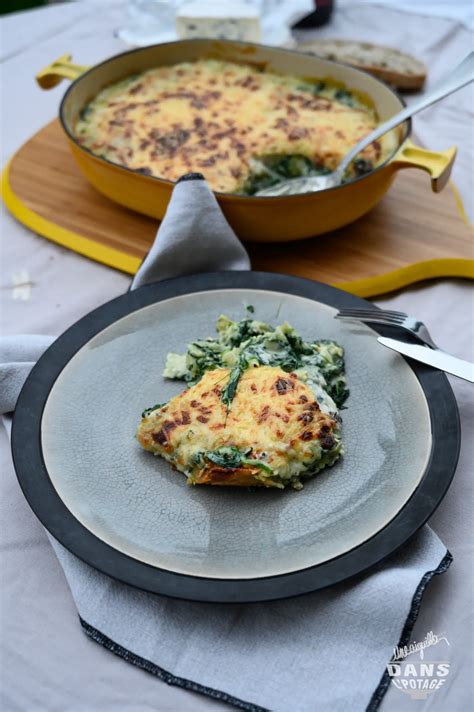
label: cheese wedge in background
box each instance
[176,0,261,42]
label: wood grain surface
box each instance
[4,119,473,297]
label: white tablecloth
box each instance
[1,2,473,710]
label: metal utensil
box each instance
[377,337,474,382]
[335,307,437,347]
[256,52,474,197]
[335,307,474,382]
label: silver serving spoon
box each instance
[256,52,474,197]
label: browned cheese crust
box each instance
[136,366,339,488]
[75,59,392,193]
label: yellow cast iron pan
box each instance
[36,40,457,243]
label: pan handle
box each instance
[36,54,89,89]
[390,140,457,193]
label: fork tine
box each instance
[335,311,405,324]
[335,310,382,318]
[336,308,407,318]
[336,316,405,327]
[369,308,406,318]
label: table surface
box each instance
[1,2,473,710]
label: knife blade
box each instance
[377,337,474,382]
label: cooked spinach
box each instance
[221,361,246,410]
[265,155,312,178]
[198,446,273,473]
[121,73,140,87]
[244,339,300,372]
[296,80,326,94]
[225,319,254,347]
[334,89,356,107]
[141,403,166,418]
[79,105,92,122]
[185,339,224,381]
[242,171,280,195]
[328,379,349,409]
[164,314,349,411]
[311,339,349,408]
[353,158,373,177]
[285,330,314,357]
[241,155,330,195]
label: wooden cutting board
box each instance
[3,119,473,297]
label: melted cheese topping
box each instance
[136,366,342,489]
[75,59,396,194]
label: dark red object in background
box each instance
[292,0,334,29]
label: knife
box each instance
[377,337,474,382]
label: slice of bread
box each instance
[290,38,427,91]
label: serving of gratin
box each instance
[75,58,395,194]
[136,313,348,490]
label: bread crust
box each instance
[291,39,426,91]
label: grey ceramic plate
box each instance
[12,273,460,602]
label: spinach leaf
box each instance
[241,155,330,195]
[241,457,273,474]
[313,80,326,94]
[163,312,349,413]
[221,360,246,409]
[79,104,92,122]
[334,89,355,107]
[296,81,326,95]
[186,339,223,381]
[285,331,314,356]
[353,158,373,177]
[203,446,273,474]
[242,171,280,195]
[328,379,350,409]
[141,403,166,418]
[205,446,250,468]
[227,319,253,347]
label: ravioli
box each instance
[75,59,396,194]
[136,366,342,489]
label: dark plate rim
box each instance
[11,272,460,603]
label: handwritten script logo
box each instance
[393,631,450,661]
[387,631,451,700]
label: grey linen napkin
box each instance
[132,175,249,287]
[1,176,451,712]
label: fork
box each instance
[335,308,437,347]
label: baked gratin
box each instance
[75,58,396,194]
[136,314,348,490]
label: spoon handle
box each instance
[336,51,474,178]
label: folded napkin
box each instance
[1,176,451,712]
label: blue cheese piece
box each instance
[176,1,261,42]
